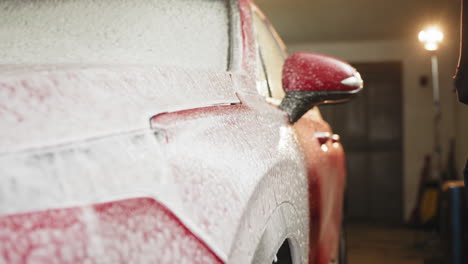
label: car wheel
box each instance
[250,203,305,264]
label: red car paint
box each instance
[283,52,360,92]
[160,1,348,261]
[0,198,222,263]
[293,111,346,263]
[242,1,347,262]
[0,1,348,264]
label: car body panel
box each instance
[293,110,346,263]
[0,198,223,263]
[0,0,347,263]
[151,100,309,263]
[0,96,309,263]
[0,66,239,153]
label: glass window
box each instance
[253,9,287,100]
[256,48,270,97]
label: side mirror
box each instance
[279,52,363,123]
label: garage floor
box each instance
[347,223,442,264]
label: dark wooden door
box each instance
[320,62,403,224]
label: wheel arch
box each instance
[227,160,310,264]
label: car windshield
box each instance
[0,0,230,70]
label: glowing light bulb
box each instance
[418,27,444,51]
[424,42,439,51]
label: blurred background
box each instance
[255,0,466,263]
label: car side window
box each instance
[256,49,270,97]
[253,9,287,100]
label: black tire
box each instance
[273,240,293,264]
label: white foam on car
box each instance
[0,0,229,70]
[0,66,239,153]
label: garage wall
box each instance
[288,40,462,221]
